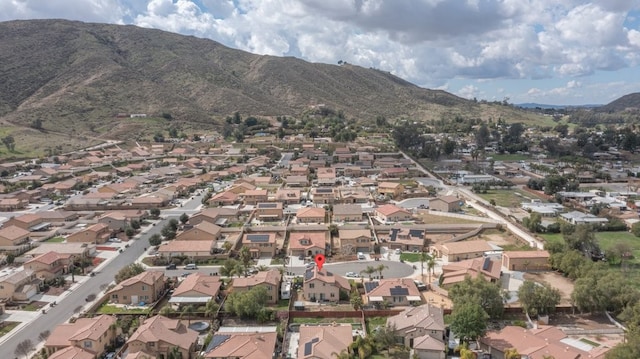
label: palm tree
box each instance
[159,305,176,316]
[332,349,353,359]
[376,263,388,279]
[256,265,269,272]
[180,305,195,326]
[420,251,429,280]
[167,346,183,359]
[504,348,521,359]
[220,259,238,277]
[427,257,436,284]
[234,262,246,277]
[239,246,252,269]
[360,266,376,280]
[204,299,219,324]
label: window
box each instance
[111,294,118,299]
[141,285,147,291]
[309,283,314,289]
[83,341,92,348]
[330,293,335,298]
[149,342,155,347]
[123,296,127,300]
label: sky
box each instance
[2,0,640,105]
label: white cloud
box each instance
[457,85,480,99]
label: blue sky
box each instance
[2,0,640,105]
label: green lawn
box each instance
[541,231,640,265]
[477,189,547,208]
[0,322,20,337]
[97,303,151,315]
[21,303,40,311]
[270,299,290,310]
[45,236,65,243]
[365,316,387,333]
[400,252,429,262]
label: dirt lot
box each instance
[524,272,575,305]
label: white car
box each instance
[394,249,401,254]
[345,272,359,278]
[357,252,366,260]
[108,238,121,243]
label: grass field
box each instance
[0,322,20,337]
[97,303,151,315]
[45,236,65,243]
[399,252,430,262]
[477,189,547,207]
[541,231,640,265]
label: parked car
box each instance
[108,238,121,243]
[414,280,427,291]
[357,252,366,260]
[166,263,177,270]
[345,272,359,278]
[394,249,402,255]
[184,263,198,270]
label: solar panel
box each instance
[258,203,278,208]
[316,187,333,193]
[304,268,314,280]
[247,234,270,242]
[304,337,320,356]
[207,334,230,351]
[390,286,409,296]
[364,281,379,292]
[389,228,399,241]
[408,229,424,238]
[482,257,491,271]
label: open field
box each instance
[416,213,485,225]
[477,189,548,207]
[541,231,640,265]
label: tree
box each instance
[125,227,135,238]
[130,219,141,230]
[350,293,363,310]
[332,349,353,359]
[115,263,145,283]
[225,286,268,318]
[376,263,388,279]
[449,275,506,319]
[148,233,162,246]
[448,301,489,343]
[179,212,189,224]
[222,241,233,252]
[180,305,196,326]
[149,208,160,218]
[564,224,598,254]
[239,246,252,271]
[161,224,177,240]
[168,346,183,359]
[220,259,239,277]
[159,305,176,316]
[523,213,542,233]
[632,222,640,237]
[204,299,220,323]
[427,256,436,284]
[517,280,561,317]
[419,251,429,280]
[505,348,522,359]
[2,135,16,152]
[15,339,34,359]
[360,266,377,280]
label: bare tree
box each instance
[38,330,51,341]
[15,339,34,359]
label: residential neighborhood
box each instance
[1,122,640,359]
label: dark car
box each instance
[166,263,177,270]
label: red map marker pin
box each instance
[314,254,325,271]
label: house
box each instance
[48,347,94,359]
[317,167,337,186]
[157,240,215,259]
[560,210,609,225]
[189,208,239,226]
[364,278,422,307]
[98,211,128,231]
[255,202,283,220]
[131,195,169,209]
[284,175,309,187]
[127,315,199,359]
[0,269,40,301]
[243,189,268,205]
[338,187,370,204]
[303,268,350,303]
[177,221,222,241]
[274,189,301,205]
[386,228,425,252]
[208,190,239,206]
[440,257,501,287]
[0,198,28,211]
[297,324,354,358]
[288,232,326,257]
[204,332,277,359]
[312,187,339,204]
[241,233,277,258]
[24,242,93,260]
[24,251,69,280]
[338,229,372,254]
[66,223,111,244]
[429,196,462,213]
[377,182,405,199]
[433,240,494,263]
[375,204,413,223]
[479,325,610,359]
[107,271,166,305]
[3,213,47,231]
[502,251,550,271]
[169,273,221,306]
[231,269,281,304]
[332,204,364,222]
[296,207,326,224]
[0,225,30,246]
[45,315,118,357]
[386,304,445,353]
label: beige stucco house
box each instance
[107,271,166,305]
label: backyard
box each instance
[477,188,547,208]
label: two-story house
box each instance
[45,315,118,357]
[127,315,198,359]
[338,229,373,254]
[204,332,277,358]
[377,182,405,199]
[107,271,166,305]
[177,221,222,241]
[241,233,277,258]
[231,269,281,304]
[386,228,426,252]
[243,189,268,205]
[24,251,68,280]
[312,187,339,204]
[288,232,326,257]
[303,268,350,303]
[386,304,446,352]
[0,269,40,301]
[365,278,422,307]
[66,223,111,244]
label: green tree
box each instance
[239,246,252,271]
[427,256,436,284]
[125,227,135,238]
[448,301,489,343]
[167,346,183,359]
[517,280,561,317]
[505,348,522,359]
[220,259,239,277]
[350,293,363,310]
[632,222,640,237]
[204,299,220,323]
[115,263,145,283]
[449,275,506,319]
[161,224,176,240]
[376,263,388,279]
[523,213,542,233]
[179,212,189,224]
[148,233,162,246]
[130,219,141,230]
[149,208,160,218]
[159,305,176,316]
[360,266,377,280]
[225,286,268,318]
[2,135,16,152]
